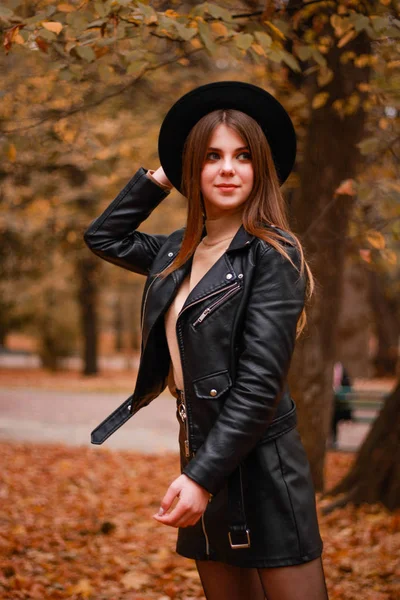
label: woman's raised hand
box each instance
[153,474,210,528]
[150,166,173,190]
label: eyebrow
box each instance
[207,146,249,152]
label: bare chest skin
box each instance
[164,236,237,391]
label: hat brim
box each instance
[158,81,296,192]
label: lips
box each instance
[216,184,239,189]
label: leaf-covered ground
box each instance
[0,443,398,600]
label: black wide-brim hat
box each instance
[158,81,296,192]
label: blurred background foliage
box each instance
[1,0,400,496]
[1,0,398,368]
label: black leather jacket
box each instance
[84,168,305,498]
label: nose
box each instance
[220,157,235,176]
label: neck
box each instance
[204,210,243,244]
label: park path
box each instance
[0,385,375,453]
[0,387,179,453]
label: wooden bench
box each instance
[335,390,387,424]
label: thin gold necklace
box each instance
[201,235,234,247]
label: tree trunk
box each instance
[336,257,373,378]
[322,381,400,512]
[367,270,400,376]
[287,25,371,491]
[77,256,99,376]
[0,302,11,347]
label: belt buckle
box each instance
[228,529,251,549]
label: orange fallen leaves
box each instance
[0,443,398,599]
[3,25,25,53]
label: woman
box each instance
[84,82,329,599]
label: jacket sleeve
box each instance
[182,243,306,496]
[83,167,171,276]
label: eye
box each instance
[237,151,252,160]
[206,151,220,160]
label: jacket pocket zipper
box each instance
[192,282,241,328]
[177,389,190,458]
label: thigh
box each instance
[196,560,266,600]
[258,556,329,600]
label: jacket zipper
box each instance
[192,282,241,327]
[175,280,241,458]
[177,282,241,557]
[201,513,210,557]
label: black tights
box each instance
[196,556,329,600]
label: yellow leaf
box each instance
[71,578,93,598]
[381,249,397,265]
[340,50,356,64]
[181,569,201,579]
[8,143,16,162]
[14,33,25,44]
[57,3,76,12]
[121,571,150,590]
[164,9,179,18]
[251,43,266,56]
[354,54,370,67]
[379,117,389,130]
[190,37,202,49]
[317,67,334,87]
[211,22,229,37]
[312,92,329,109]
[264,20,285,40]
[330,14,343,34]
[42,21,63,34]
[337,30,355,48]
[335,179,356,196]
[330,15,353,36]
[366,230,385,250]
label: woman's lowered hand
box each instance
[153,474,210,528]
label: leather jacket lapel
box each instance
[141,254,192,346]
[142,224,255,345]
[180,253,238,312]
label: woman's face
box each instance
[200,123,254,220]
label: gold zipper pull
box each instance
[184,440,190,457]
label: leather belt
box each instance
[91,395,135,445]
[227,400,297,549]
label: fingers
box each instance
[154,500,202,527]
[158,481,180,515]
[154,498,202,528]
[152,475,210,528]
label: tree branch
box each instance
[1,48,202,134]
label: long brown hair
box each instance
[159,109,314,336]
